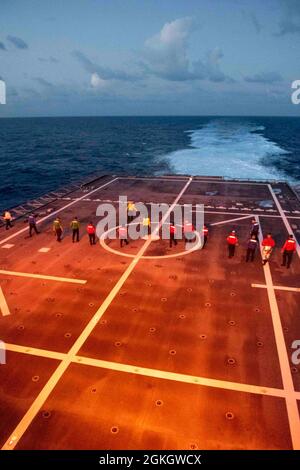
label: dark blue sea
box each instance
[0,116,299,210]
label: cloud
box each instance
[90,73,109,89]
[244,71,283,83]
[248,12,261,34]
[34,77,54,87]
[7,35,28,49]
[72,50,137,81]
[38,56,59,63]
[141,17,230,82]
[275,0,300,36]
[0,42,6,51]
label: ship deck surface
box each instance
[0,175,300,450]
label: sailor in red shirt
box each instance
[86,222,96,245]
[202,224,209,249]
[281,234,296,269]
[227,230,238,258]
[169,223,178,248]
[261,233,275,265]
[119,225,129,248]
[183,220,195,243]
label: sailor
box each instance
[202,224,209,248]
[70,216,80,243]
[261,233,275,265]
[53,217,63,242]
[119,224,129,247]
[142,216,151,237]
[28,213,40,237]
[246,234,258,262]
[227,230,238,258]
[281,234,296,269]
[183,220,195,243]
[86,222,96,246]
[169,222,177,248]
[250,218,259,239]
[127,201,137,224]
[3,210,13,230]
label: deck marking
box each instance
[0,270,87,285]
[1,244,14,249]
[1,177,194,450]
[210,215,252,226]
[252,284,300,293]
[0,177,119,246]
[0,286,10,316]
[4,343,300,400]
[38,247,51,253]
[255,215,300,450]
[268,184,300,259]
[5,343,66,360]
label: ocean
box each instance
[0,116,299,210]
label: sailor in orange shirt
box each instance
[281,234,296,269]
[261,233,275,265]
[183,220,195,243]
[169,222,177,248]
[202,224,209,248]
[119,225,129,248]
[86,222,96,245]
[227,230,238,258]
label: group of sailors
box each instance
[225,218,296,269]
[2,208,297,268]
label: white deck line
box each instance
[0,177,119,246]
[1,177,193,451]
[0,270,87,284]
[255,215,300,450]
[4,343,299,400]
[0,286,10,316]
[210,215,252,226]
[268,184,300,259]
[252,284,300,293]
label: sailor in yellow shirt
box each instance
[127,201,137,223]
[70,216,80,243]
[142,216,151,237]
[53,217,63,242]
[3,210,13,230]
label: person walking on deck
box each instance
[250,218,259,240]
[183,220,195,243]
[246,234,258,262]
[281,234,296,269]
[86,222,96,246]
[127,201,137,224]
[70,217,80,243]
[119,225,129,247]
[28,214,39,237]
[261,233,275,265]
[202,224,209,248]
[53,217,63,242]
[142,216,151,238]
[169,223,177,248]
[3,211,13,230]
[227,230,238,258]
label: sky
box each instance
[0,0,300,117]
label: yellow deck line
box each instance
[252,283,300,293]
[2,177,194,451]
[255,215,300,450]
[0,270,87,285]
[0,177,118,246]
[0,286,10,316]
[5,343,66,360]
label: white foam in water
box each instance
[166,120,290,180]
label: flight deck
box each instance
[0,174,300,450]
